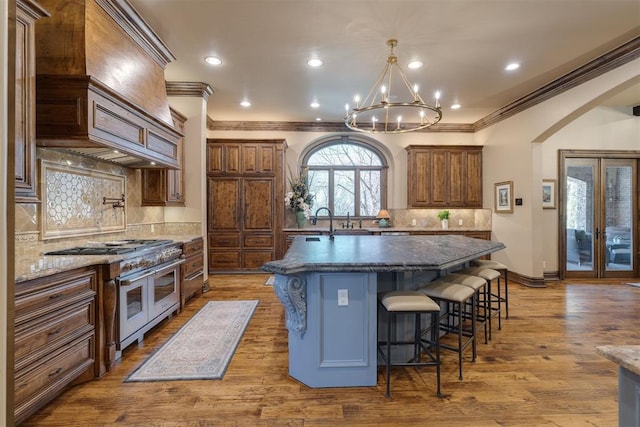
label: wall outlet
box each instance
[458,219,463,226]
[338,289,349,306]
[150,224,155,233]
[543,260,547,268]
[412,219,417,226]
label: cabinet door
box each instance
[15,0,46,203]
[430,150,449,206]
[243,178,274,231]
[408,151,432,207]
[206,144,224,173]
[208,178,241,231]
[465,150,483,207]
[448,150,465,206]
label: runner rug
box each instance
[126,300,259,382]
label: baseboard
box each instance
[509,271,547,288]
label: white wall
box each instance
[476,57,640,278]
[540,105,640,271]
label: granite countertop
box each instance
[596,345,640,376]
[283,226,491,233]
[261,234,505,275]
[15,234,202,283]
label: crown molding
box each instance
[166,81,214,100]
[207,119,475,133]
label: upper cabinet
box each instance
[207,141,277,175]
[406,145,483,208]
[15,0,49,203]
[141,107,187,206]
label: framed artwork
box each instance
[542,179,557,209]
[494,181,513,213]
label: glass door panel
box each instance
[565,159,597,275]
[603,160,635,274]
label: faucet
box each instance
[312,207,335,240]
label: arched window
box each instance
[302,136,388,218]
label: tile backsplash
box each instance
[15,149,200,256]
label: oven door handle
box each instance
[118,258,186,287]
[154,258,185,273]
[118,269,156,287]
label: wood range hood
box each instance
[33,0,182,169]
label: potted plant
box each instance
[285,169,314,228]
[437,210,450,230]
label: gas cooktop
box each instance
[45,239,174,256]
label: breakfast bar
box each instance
[261,234,505,388]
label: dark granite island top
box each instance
[262,234,505,275]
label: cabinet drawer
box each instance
[16,274,95,322]
[15,300,94,371]
[182,254,204,278]
[209,251,241,270]
[15,334,94,424]
[243,251,274,270]
[243,234,274,248]
[182,272,203,301]
[183,237,204,257]
[209,233,240,248]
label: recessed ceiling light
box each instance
[408,61,423,69]
[505,62,520,71]
[316,117,322,121]
[451,104,461,109]
[307,58,323,67]
[240,100,251,108]
[310,101,320,108]
[205,56,222,65]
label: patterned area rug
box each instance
[126,300,259,382]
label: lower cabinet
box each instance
[14,266,97,424]
[181,237,205,307]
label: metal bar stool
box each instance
[471,259,509,320]
[377,290,442,398]
[416,280,476,381]
[459,266,502,332]
[440,273,490,344]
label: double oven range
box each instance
[46,239,184,359]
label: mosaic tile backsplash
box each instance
[40,160,127,239]
[14,149,199,256]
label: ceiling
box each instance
[128,0,640,125]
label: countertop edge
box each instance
[596,345,640,376]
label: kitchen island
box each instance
[261,234,505,388]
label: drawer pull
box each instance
[48,367,63,378]
[47,327,62,336]
[49,293,63,300]
[217,240,230,244]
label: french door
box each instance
[562,155,637,279]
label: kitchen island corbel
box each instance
[262,234,505,388]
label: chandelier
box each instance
[344,39,442,134]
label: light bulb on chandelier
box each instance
[344,39,442,134]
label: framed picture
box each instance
[494,181,513,213]
[542,179,557,209]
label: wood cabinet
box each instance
[181,237,204,307]
[15,0,49,203]
[15,266,97,424]
[207,139,286,272]
[406,146,483,208]
[141,107,187,206]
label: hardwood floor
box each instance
[23,275,640,426]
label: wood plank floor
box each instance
[23,275,640,426]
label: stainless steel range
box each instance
[46,239,184,359]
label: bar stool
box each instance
[440,273,490,344]
[471,259,510,320]
[377,290,442,398]
[416,280,476,381]
[459,266,502,332]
